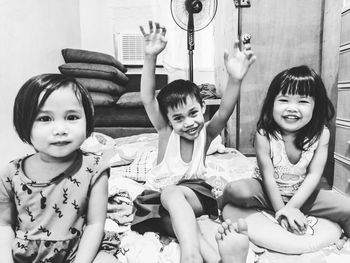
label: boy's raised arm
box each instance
[207,40,256,141]
[140,21,169,131]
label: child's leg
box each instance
[160,185,218,263]
[301,189,350,237]
[160,214,220,262]
[219,178,271,210]
[215,218,249,263]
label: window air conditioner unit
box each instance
[114,32,163,66]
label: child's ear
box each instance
[201,103,206,115]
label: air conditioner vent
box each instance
[115,33,163,66]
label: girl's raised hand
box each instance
[140,21,167,56]
[224,40,256,81]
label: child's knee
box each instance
[223,180,254,202]
[160,185,182,205]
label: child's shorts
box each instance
[131,179,218,233]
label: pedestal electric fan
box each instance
[170,0,218,81]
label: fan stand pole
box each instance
[188,43,194,82]
[188,11,195,82]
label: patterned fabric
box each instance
[0,150,109,263]
[146,129,207,190]
[256,131,320,200]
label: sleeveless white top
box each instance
[256,131,320,201]
[146,129,207,190]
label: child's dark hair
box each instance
[156,79,203,119]
[13,73,94,144]
[257,65,335,150]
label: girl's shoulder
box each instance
[80,150,111,176]
[0,156,27,178]
[317,125,330,145]
[0,157,26,197]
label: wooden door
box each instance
[214,0,325,155]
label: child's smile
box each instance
[273,93,314,134]
[167,96,205,140]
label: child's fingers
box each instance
[155,22,161,33]
[139,26,146,36]
[243,49,254,58]
[243,43,252,51]
[161,27,167,36]
[148,20,154,32]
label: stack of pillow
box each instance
[59,48,128,106]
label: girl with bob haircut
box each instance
[221,65,350,239]
[0,74,120,263]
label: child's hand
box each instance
[275,207,308,235]
[140,21,167,57]
[224,40,256,81]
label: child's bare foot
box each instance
[215,218,249,263]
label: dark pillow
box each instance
[116,91,160,108]
[116,92,142,108]
[59,63,129,85]
[76,78,126,96]
[62,48,127,73]
[89,92,119,106]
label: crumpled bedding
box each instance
[81,132,350,263]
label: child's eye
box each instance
[67,115,80,121]
[300,100,310,104]
[37,116,51,122]
[277,98,288,102]
[190,111,198,117]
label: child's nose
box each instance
[184,118,194,127]
[53,121,68,135]
[286,103,298,112]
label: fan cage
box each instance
[170,0,218,32]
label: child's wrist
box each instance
[228,75,243,83]
[144,53,158,59]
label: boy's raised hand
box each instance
[140,21,167,56]
[224,40,256,81]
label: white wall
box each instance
[0,0,81,163]
[79,0,215,84]
[0,0,216,164]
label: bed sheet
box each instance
[81,132,350,263]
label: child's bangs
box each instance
[167,93,193,111]
[280,75,316,97]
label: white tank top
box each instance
[270,132,319,200]
[146,128,207,190]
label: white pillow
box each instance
[222,204,342,254]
